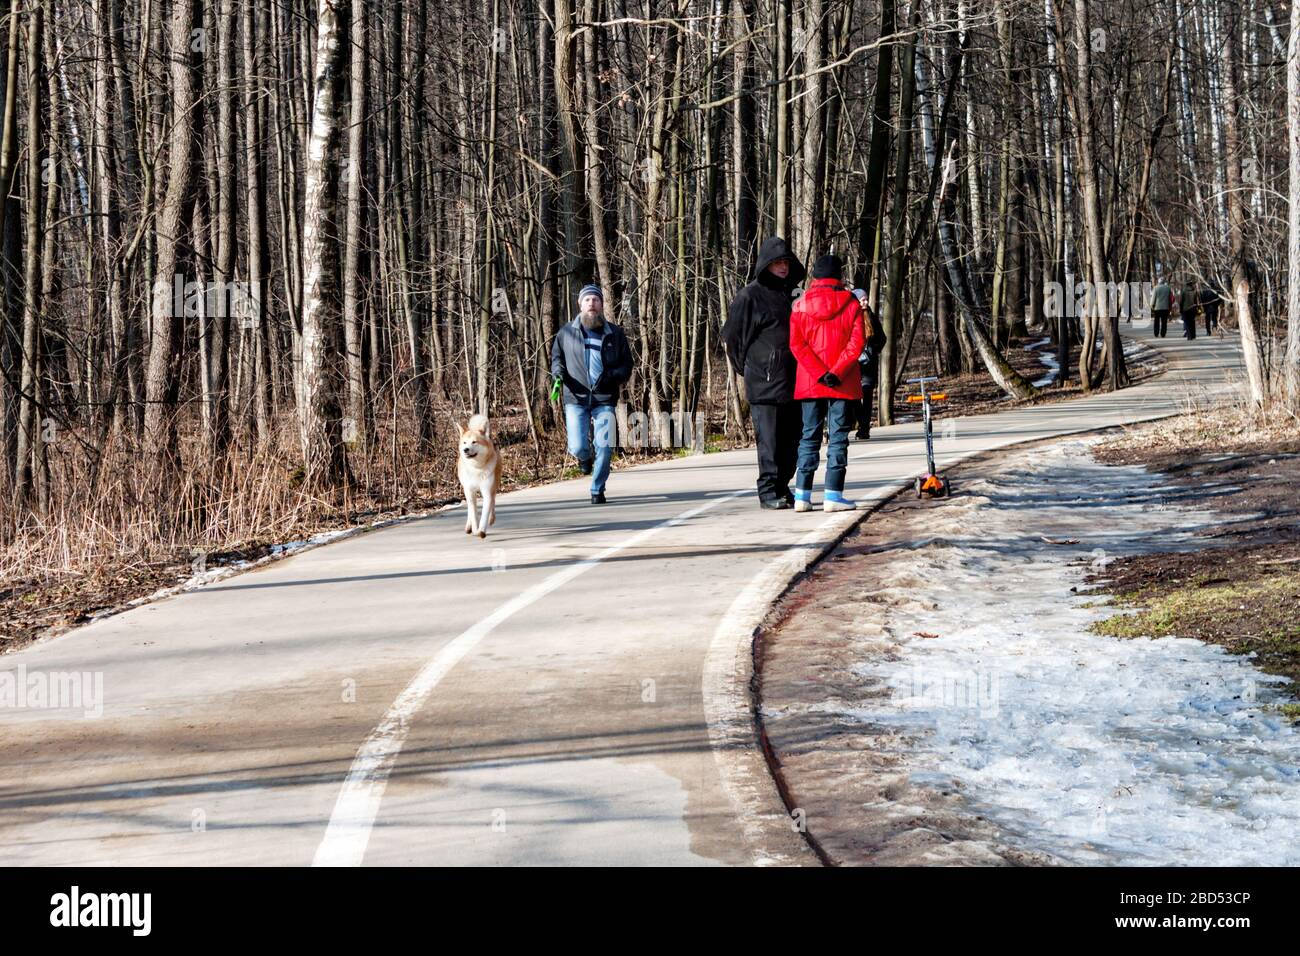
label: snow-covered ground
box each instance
[1023,334,1162,389]
[837,439,1300,865]
[1122,336,1165,377]
[1024,336,1058,387]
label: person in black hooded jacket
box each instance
[721,236,807,509]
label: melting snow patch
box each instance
[840,439,1300,865]
[1025,337,1059,388]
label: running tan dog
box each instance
[458,413,502,538]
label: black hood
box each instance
[751,236,806,288]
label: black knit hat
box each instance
[811,254,843,279]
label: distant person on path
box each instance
[551,284,633,504]
[1201,279,1223,336]
[788,255,866,513]
[722,236,807,510]
[1179,279,1199,340]
[850,287,887,440]
[1151,277,1172,338]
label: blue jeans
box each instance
[564,402,616,494]
[796,399,853,494]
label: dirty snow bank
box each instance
[834,439,1300,865]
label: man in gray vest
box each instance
[551,285,633,504]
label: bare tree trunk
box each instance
[936,138,1036,401]
[208,0,236,456]
[243,0,271,444]
[0,5,23,482]
[774,0,792,239]
[1069,0,1126,391]
[0,8,18,252]
[343,0,368,448]
[1220,0,1267,405]
[90,0,129,451]
[732,0,759,274]
[878,11,917,426]
[990,1,1012,345]
[34,12,57,514]
[553,0,592,289]
[957,0,985,265]
[476,0,502,416]
[580,0,614,304]
[298,0,350,486]
[387,0,433,447]
[12,1,42,512]
[1287,0,1300,408]
[796,0,825,260]
[1118,46,1175,288]
[535,4,561,427]
[144,0,198,463]
[1042,2,1070,385]
[934,250,960,374]
[853,0,894,292]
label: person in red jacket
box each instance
[789,255,866,512]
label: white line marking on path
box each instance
[312,488,748,867]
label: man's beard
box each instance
[580,310,605,330]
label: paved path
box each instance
[0,323,1243,865]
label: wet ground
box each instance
[1090,412,1300,690]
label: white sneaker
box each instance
[793,490,812,512]
[823,495,857,512]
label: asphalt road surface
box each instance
[0,322,1244,865]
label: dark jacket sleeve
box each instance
[721,288,753,375]
[550,328,566,381]
[553,326,589,396]
[866,307,886,353]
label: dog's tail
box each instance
[468,413,490,436]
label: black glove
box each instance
[819,372,841,388]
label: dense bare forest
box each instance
[2,0,1300,592]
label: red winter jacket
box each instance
[789,278,867,400]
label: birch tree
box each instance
[1286,0,1300,409]
[298,0,350,486]
[1220,0,1267,405]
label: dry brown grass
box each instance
[3,413,441,585]
[0,393,741,647]
[1096,385,1300,458]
